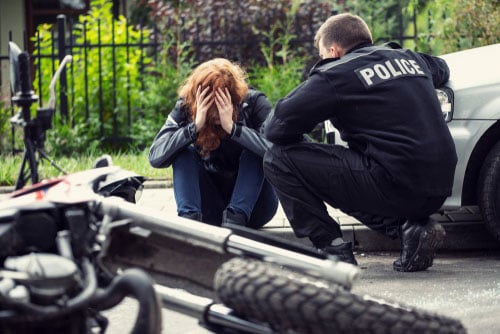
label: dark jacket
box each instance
[149,89,272,175]
[264,42,457,197]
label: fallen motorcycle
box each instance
[0,167,467,333]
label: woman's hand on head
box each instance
[215,87,234,134]
[195,85,213,132]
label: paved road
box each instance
[103,250,500,334]
[352,251,500,334]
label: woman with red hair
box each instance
[149,58,278,228]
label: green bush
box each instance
[137,32,195,144]
[33,0,153,155]
[408,0,500,54]
[248,58,305,106]
[0,100,12,154]
[131,0,331,66]
[22,0,496,159]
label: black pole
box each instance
[12,52,40,189]
[57,14,68,122]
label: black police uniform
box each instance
[263,42,457,248]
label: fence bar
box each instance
[9,31,16,154]
[57,15,68,121]
[126,18,131,128]
[112,18,117,142]
[83,22,89,121]
[98,19,104,138]
[68,20,75,127]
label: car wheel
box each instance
[477,141,500,243]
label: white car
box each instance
[325,43,500,243]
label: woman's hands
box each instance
[215,87,234,134]
[195,86,234,135]
[195,85,213,132]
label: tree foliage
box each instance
[130,0,332,66]
[17,0,499,156]
[409,0,500,54]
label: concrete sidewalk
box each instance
[138,181,500,252]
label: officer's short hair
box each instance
[314,13,373,51]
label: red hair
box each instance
[179,58,249,157]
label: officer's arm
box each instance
[264,74,335,145]
[418,53,450,87]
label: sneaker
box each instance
[319,241,358,265]
[393,218,446,272]
[221,209,247,228]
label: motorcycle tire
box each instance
[214,258,466,334]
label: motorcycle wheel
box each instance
[214,258,466,334]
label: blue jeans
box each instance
[172,146,278,228]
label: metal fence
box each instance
[1,9,418,153]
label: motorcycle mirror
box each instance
[8,42,22,94]
[48,55,72,109]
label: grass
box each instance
[0,150,171,186]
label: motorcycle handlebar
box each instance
[154,284,273,334]
[48,55,72,109]
[18,53,33,97]
[91,268,162,334]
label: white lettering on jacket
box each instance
[355,57,426,88]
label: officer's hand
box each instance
[215,87,234,134]
[195,85,213,132]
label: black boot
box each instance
[393,218,446,272]
[319,242,358,266]
[180,212,202,222]
[221,209,247,228]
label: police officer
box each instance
[263,13,457,271]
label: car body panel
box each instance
[442,119,496,209]
[449,85,500,120]
[440,43,500,93]
[440,43,500,210]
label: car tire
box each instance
[477,141,500,243]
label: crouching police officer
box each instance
[263,13,457,271]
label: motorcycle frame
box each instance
[0,167,359,333]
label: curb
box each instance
[264,220,499,252]
[143,179,172,189]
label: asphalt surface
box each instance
[102,251,500,334]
